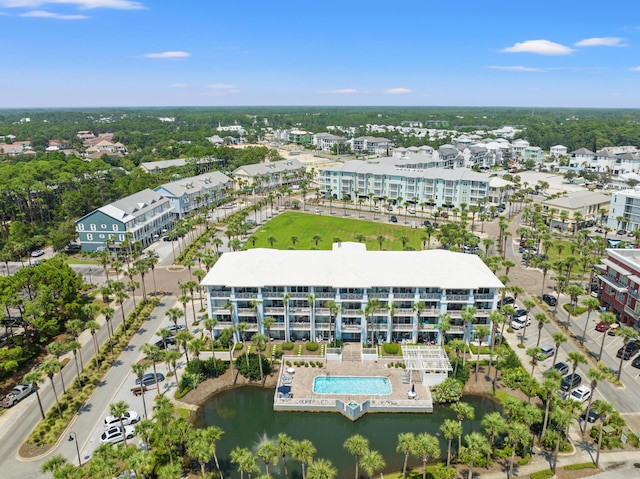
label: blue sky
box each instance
[2,0,640,108]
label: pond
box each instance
[196,387,500,478]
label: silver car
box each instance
[101,425,135,444]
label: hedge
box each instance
[305,342,318,351]
[383,342,399,354]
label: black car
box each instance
[546,362,570,377]
[542,294,557,307]
[616,342,640,360]
[631,356,640,369]
[497,296,515,308]
[423,220,432,227]
[513,309,527,318]
[390,216,398,223]
[560,373,582,392]
[580,409,600,423]
[154,337,177,350]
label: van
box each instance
[540,345,555,359]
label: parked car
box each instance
[546,362,570,376]
[581,408,600,423]
[101,425,135,444]
[63,243,81,253]
[103,410,140,429]
[390,215,398,223]
[540,344,555,359]
[154,337,177,350]
[510,316,531,330]
[617,229,627,235]
[595,321,609,332]
[560,373,582,392]
[423,220,431,227]
[616,341,640,360]
[30,250,45,257]
[373,205,380,211]
[513,309,527,318]
[136,373,165,387]
[407,208,416,215]
[0,383,33,408]
[631,355,640,369]
[387,206,393,211]
[569,385,592,403]
[542,294,557,307]
[607,323,620,336]
[497,296,515,308]
[166,324,186,336]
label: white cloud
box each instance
[630,66,640,72]
[321,88,358,94]
[489,65,542,72]
[575,37,626,47]
[170,83,187,88]
[20,9,87,18]
[384,88,411,94]
[144,51,190,59]
[208,83,237,89]
[501,39,573,55]
[0,0,144,9]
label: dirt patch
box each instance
[19,441,53,459]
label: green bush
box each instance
[236,353,272,381]
[517,453,530,466]
[564,463,596,471]
[384,342,399,354]
[306,341,319,351]
[431,378,463,403]
[235,343,244,351]
[282,342,294,350]
[529,470,553,479]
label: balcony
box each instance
[474,294,494,300]
[368,292,390,299]
[342,323,361,332]
[393,293,415,299]
[395,308,414,315]
[341,293,364,300]
[215,321,234,328]
[445,294,471,301]
[210,291,231,298]
[264,307,285,314]
[315,292,336,298]
[420,293,441,299]
[391,323,413,331]
[291,322,311,329]
[290,307,311,315]
[271,323,286,330]
[624,305,640,320]
[236,308,255,315]
[210,307,231,314]
[290,292,309,298]
[234,293,257,299]
[342,309,361,316]
[315,308,330,315]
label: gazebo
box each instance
[402,345,453,387]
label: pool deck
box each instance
[273,356,433,420]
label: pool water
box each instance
[313,376,391,395]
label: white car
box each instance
[569,385,592,403]
[100,425,135,444]
[30,250,45,257]
[103,410,140,429]
[510,316,531,330]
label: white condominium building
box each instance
[202,243,504,344]
[319,159,492,209]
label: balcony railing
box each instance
[341,293,364,300]
[474,294,494,300]
[291,322,311,328]
[264,307,285,314]
[446,294,470,301]
[234,293,257,299]
[343,309,361,316]
[395,308,414,315]
[393,293,415,299]
[391,324,413,331]
[214,321,234,328]
[368,292,390,299]
[420,293,441,299]
[290,307,311,315]
[342,324,361,332]
[315,292,336,298]
[236,308,255,315]
[315,308,330,314]
[624,305,640,319]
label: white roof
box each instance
[202,243,504,289]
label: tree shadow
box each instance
[573,437,596,463]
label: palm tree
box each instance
[526,346,543,375]
[327,300,341,347]
[578,296,600,345]
[506,423,530,479]
[101,306,116,354]
[440,418,462,466]
[251,333,268,385]
[292,439,316,479]
[360,449,385,479]
[582,368,606,437]
[396,432,415,479]
[230,446,260,479]
[448,338,465,379]
[519,298,536,346]
[167,306,184,332]
[459,432,491,479]
[551,332,567,366]
[376,235,385,250]
[39,359,63,418]
[616,326,638,380]
[109,399,130,446]
[23,370,45,419]
[86,320,101,367]
[411,433,440,479]
[256,439,279,476]
[594,401,614,468]
[451,401,474,452]
[131,362,149,419]
[534,312,549,347]
[187,428,214,477]
[597,312,617,360]
[540,371,562,438]
[567,351,587,396]
[551,409,574,473]
[343,434,369,479]
[277,432,295,479]
[482,411,506,464]
[307,458,337,479]
[474,325,490,381]
[175,330,194,363]
[188,337,206,386]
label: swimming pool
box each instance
[313,376,391,395]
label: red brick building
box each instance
[599,249,640,329]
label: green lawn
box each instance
[247,212,430,251]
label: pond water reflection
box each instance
[197,387,500,478]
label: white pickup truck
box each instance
[1,383,34,407]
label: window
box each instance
[78,223,85,231]
[90,224,96,231]
[113,224,119,231]
[119,234,125,241]
[87,233,93,240]
[99,234,105,239]
[101,224,107,229]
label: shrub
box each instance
[517,453,530,466]
[306,341,319,351]
[282,342,294,350]
[235,343,244,351]
[236,353,272,381]
[384,342,399,355]
[530,470,554,479]
[564,463,596,471]
[431,378,463,403]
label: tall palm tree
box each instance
[616,326,638,380]
[178,294,191,332]
[277,432,295,479]
[39,359,63,418]
[481,411,506,464]
[131,362,149,419]
[519,298,536,346]
[101,306,116,354]
[327,300,341,347]
[506,423,530,479]
[582,368,606,437]
[411,433,439,479]
[188,337,206,386]
[594,401,614,468]
[292,439,316,479]
[251,333,268,385]
[474,325,490,381]
[551,332,567,366]
[230,447,259,479]
[360,450,385,479]
[451,401,474,452]
[167,307,184,332]
[551,409,574,473]
[343,434,369,479]
[86,320,101,367]
[23,370,45,419]
[396,432,415,479]
[109,399,131,446]
[256,439,279,476]
[459,432,490,479]
[534,312,549,347]
[597,312,617,360]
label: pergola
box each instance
[402,345,453,374]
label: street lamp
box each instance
[68,431,82,466]
[88,267,93,285]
